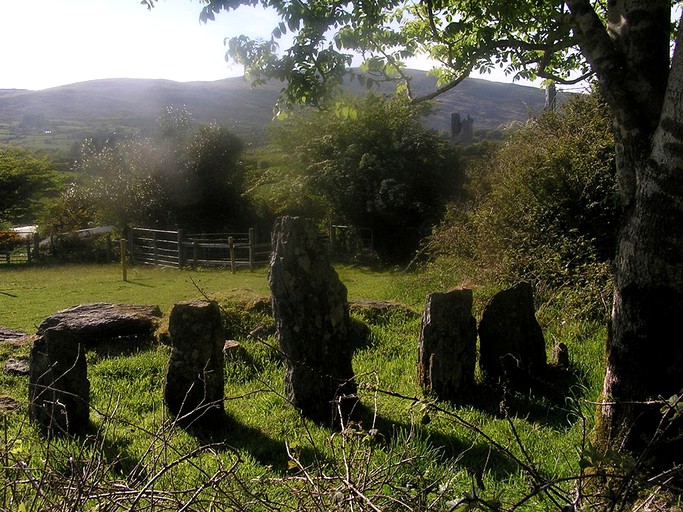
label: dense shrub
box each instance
[427,93,618,311]
[263,94,465,263]
[0,146,61,225]
[57,115,254,233]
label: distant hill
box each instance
[0,71,552,153]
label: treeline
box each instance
[2,91,618,296]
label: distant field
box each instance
[0,263,405,333]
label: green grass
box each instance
[0,262,614,511]
[0,263,408,333]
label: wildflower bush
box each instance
[0,230,22,251]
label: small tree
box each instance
[267,94,463,262]
[72,138,168,230]
[69,112,253,232]
[0,146,60,225]
[170,123,254,231]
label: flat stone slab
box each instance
[37,303,162,341]
[0,396,21,412]
[0,326,28,342]
[4,357,30,376]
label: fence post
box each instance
[120,239,128,282]
[193,240,198,267]
[128,229,135,264]
[248,228,255,271]
[106,234,113,262]
[177,229,184,268]
[329,221,336,255]
[229,236,235,274]
[153,231,158,265]
[33,232,40,260]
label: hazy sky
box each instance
[0,0,535,91]
[0,0,282,90]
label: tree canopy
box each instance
[264,94,462,261]
[53,110,252,233]
[0,146,60,226]
[144,1,676,110]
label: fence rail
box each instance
[0,236,39,265]
[129,227,271,270]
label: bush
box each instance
[0,146,61,225]
[427,93,618,313]
[0,230,22,251]
[263,94,465,263]
[66,112,255,233]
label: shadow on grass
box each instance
[463,363,591,429]
[61,358,587,496]
[123,280,155,288]
[180,409,300,472]
[88,336,159,359]
[349,401,519,481]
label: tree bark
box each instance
[567,2,683,461]
[599,22,683,461]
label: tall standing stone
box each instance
[164,300,225,427]
[478,282,546,383]
[269,216,357,421]
[418,289,477,401]
[29,326,90,435]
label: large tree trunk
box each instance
[600,29,683,460]
[601,146,683,460]
[569,1,683,463]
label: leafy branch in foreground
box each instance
[366,385,683,511]
[3,381,681,510]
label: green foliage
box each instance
[0,146,61,224]
[143,0,605,107]
[170,123,255,231]
[427,93,617,311]
[262,94,464,262]
[74,138,168,230]
[40,184,100,235]
[61,110,254,232]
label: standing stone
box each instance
[478,282,546,383]
[29,326,90,435]
[418,289,477,401]
[269,216,357,421]
[164,300,225,427]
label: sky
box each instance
[0,0,282,90]
[0,0,537,92]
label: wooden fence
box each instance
[324,224,374,261]
[0,235,40,265]
[129,227,271,270]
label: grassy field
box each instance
[0,263,407,333]
[0,262,611,511]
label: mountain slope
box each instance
[0,71,550,151]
